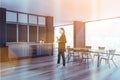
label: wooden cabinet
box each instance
[0,47,8,62]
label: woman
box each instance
[56,28,66,68]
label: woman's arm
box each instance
[58,34,66,43]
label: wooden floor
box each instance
[1,52,120,80]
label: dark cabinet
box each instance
[31,43,53,57]
[0,8,6,47]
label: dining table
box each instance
[67,48,120,67]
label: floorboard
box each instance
[1,52,120,80]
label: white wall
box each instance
[90,0,120,20]
[1,0,120,25]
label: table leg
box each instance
[97,53,100,67]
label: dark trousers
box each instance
[57,51,65,66]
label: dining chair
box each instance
[67,47,74,63]
[67,47,81,63]
[100,49,117,68]
[80,46,93,64]
[93,46,105,60]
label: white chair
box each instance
[100,49,117,68]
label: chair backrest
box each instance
[98,47,105,50]
[84,46,91,55]
[85,46,92,49]
[67,47,74,54]
[109,49,116,59]
[68,48,74,51]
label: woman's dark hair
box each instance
[60,28,65,33]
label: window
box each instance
[86,18,120,52]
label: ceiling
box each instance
[1,0,120,26]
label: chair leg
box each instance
[99,59,102,65]
[112,60,118,68]
[108,60,110,68]
[104,60,110,68]
[91,58,94,64]
[105,60,107,65]
[67,54,70,63]
[80,54,84,64]
[93,55,95,62]
[80,58,83,64]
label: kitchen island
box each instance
[6,42,53,59]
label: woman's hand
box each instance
[56,36,58,39]
[56,36,59,42]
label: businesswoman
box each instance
[56,28,66,68]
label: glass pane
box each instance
[29,15,37,24]
[6,12,17,22]
[38,17,45,25]
[18,13,27,23]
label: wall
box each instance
[89,0,120,20]
[0,0,97,25]
[1,0,120,25]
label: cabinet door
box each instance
[29,26,37,42]
[39,27,46,42]
[6,24,17,42]
[19,25,27,42]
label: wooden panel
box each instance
[46,27,54,43]
[6,24,17,42]
[0,47,8,62]
[74,21,85,48]
[19,25,27,42]
[29,26,37,42]
[45,16,54,43]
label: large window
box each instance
[86,18,120,52]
